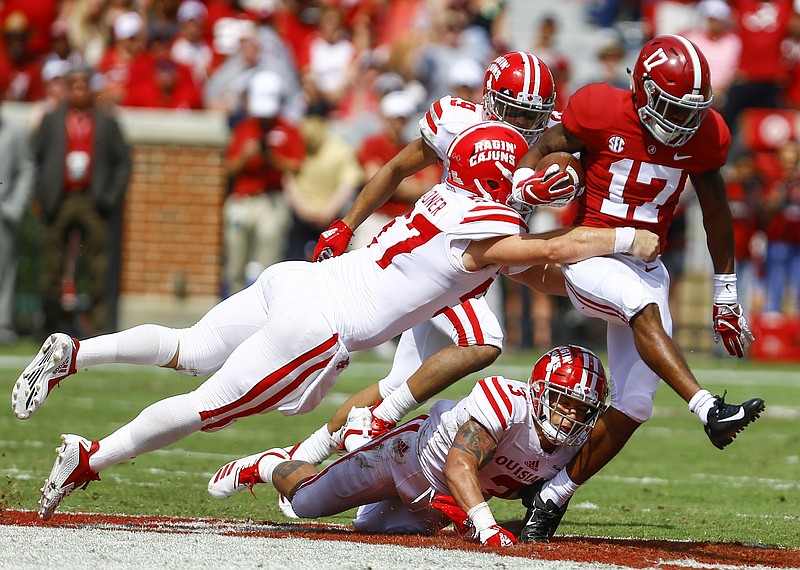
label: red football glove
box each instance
[313,219,353,261]
[713,303,755,358]
[429,494,474,537]
[511,165,576,209]
[477,525,517,547]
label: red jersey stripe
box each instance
[479,378,508,430]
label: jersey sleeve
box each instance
[419,96,483,161]
[561,83,620,142]
[447,201,528,242]
[462,376,524,441]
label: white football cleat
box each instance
[207,447,290,499]
[39,434,100,521]
[330,406,373,454]
[12,333,79,420]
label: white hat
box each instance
[113,11,142,40]
[698,0,732,21]
[247,70,283,118]
[380,90,417,119]
[177,0,208,22]
[41,59,71,82]
[447,58,484,90]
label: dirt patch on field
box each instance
[1,509,797,569]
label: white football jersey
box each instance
[416,376,579,500]
[315,185,527,351]
[420,95,485,167]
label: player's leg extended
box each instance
[12,279,272,420]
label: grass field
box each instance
[1,340,798,549]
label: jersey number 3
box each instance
[602,159,682,223]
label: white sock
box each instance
[89,394,201,472]
[539,469,581,507]
[289,424,334,465]
[75,325,179,370]
[373,383,420,423]
[688,389,715,424]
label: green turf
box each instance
[1,344,798,547]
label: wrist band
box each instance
[466,501,496,532]
[713,273,738,305]
[614,227,636,254]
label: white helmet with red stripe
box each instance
[445,121,528,207]
[631,34,713,147]
[482,51,556,144]
[528,345,609,446]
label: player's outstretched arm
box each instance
[466,226,660,270]
[443,419,516,547]
[343,138,439,231]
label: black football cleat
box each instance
[519,482,569,543]
[704,392,765,450]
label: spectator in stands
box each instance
[65,0,111,68]
[579,29,628,90]
[97,11,146,107]
[530,14,571,110]
[349,90,436,250]
[724,0,793,138]
[33,66,132,336]
[682,0,741,111]
[44,20,84,69]
[284,105,364,261]
[124,25,202,109]
[0,90,35,345]
[0,10,44,102]
[726,151,766,314]
[223,70,304,294]
[304,5,357,112]
[170,0,213,85]
[446,57,484,103]
[762,139,800,315]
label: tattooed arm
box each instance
[442,418,498,514]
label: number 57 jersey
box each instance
[316,184,528,352]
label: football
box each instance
[535,151,585,192]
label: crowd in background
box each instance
[0,0,799,352]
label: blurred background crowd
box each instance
[1,0,799,361]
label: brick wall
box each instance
[122,144,225,298]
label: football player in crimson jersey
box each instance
[511,34,766,542]
[207,345,608,548]
[283,52,577,485]
[14,122,658,522]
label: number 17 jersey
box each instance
[563,82,730,249]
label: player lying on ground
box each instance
[511,35,765,542]
[11,122,659,521]
[208,345,608,548]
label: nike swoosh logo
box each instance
[717,408,745,422]
[645,266,657,273]
[674,153,692,161]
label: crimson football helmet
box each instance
[445,121,528,206]
[528,345,609,447]
[631,34,713,147]
[482,51,556,144]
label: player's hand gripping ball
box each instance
[511,152,585,209]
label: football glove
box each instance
[477,525,517,547]
[313,219,353,261]
[511,165,576,209]
[429,494,474,537]
[712,303,755,358]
